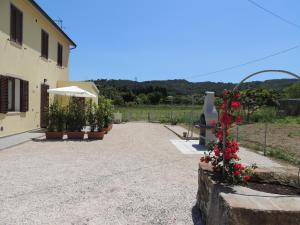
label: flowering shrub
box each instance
[200,89,256,184]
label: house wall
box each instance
[0,0,72,137]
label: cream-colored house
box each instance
[0,0,98,137]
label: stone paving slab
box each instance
[223,185,300,211]
[169,138,283,168]
[0,130,45,150]
[165,124,199,139]
[239,147,283,168]
[170,140,209,155]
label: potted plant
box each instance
[99,96,114,134]
[65,98,86,139]
[86,100,105,140]
[45,101,65,139]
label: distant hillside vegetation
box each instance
[91,78,297,105]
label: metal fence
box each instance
[120,110,201,124]
[232,122,300,166]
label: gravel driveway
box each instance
[0,123,201,225]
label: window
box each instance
[10,4,23,45]
[7,78,14,111]
[0,76,28,113]
[57,43,63,67]
[41,30,49,59]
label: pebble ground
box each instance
[0,122,201,225]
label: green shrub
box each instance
[47,101,65,132]
[86,99,98,132]
[99,95,113,127]
[66,98,86,132]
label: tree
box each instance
[148,92,162,105]
[285,82,300,98]
[137,93,149,104]
[240,88,279,122]
[121,91,136,103]
[113,95,124,106]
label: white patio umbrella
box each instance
[47,86,97,98]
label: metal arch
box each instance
[233,69,300,91]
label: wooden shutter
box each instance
[20,80,29,112]
[41,30,49,59]
[10,5,22,45]
[57,43,63,66]
[10,5,17,42]
[15,8,23,45]
[0,76,8,113]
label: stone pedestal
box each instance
[197,162,300,225]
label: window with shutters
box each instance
[57,43,63,67]
[7,78,22,112]
[41,30,49,59]
[0,76,28,113]
[10,4,23,45]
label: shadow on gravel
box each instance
[31,138,100,143]
[192,205,204,225]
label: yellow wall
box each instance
[56,81,99,106]
[0,0,73,137]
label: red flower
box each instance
[231,140,239,153]
[220,112,232,126]
[234,92,241,99]
[232,153,239,159]
[234,164,242,171]
[224,152,231,160]
[214,147,220,156]
[216,130,223,140]
[200,157,205,162]
[223,89,229,96]
[243,175,250,182]
[231,101,240,109]
[234,170,240,177]
[210,120,216,127]
[236,115,242,124]
[205,156,211,163]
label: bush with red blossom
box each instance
[200,89,257,184]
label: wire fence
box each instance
[120,110,201,124]
[114,105,202,124]
[232,123,300,166]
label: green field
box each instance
[114,105,202,123]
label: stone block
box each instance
[197,162,300,225]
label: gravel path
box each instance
[0,122,201,225]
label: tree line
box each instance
[91,78,299,106]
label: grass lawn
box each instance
[114,105,202,123]
[236,123,300,166]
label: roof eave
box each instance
[27,0,77,48]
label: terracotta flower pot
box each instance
[67,131,85,139]
[45,131,64,140]
[87,131,105,140]
[101,127,109,134]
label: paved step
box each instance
[0,130,45,150]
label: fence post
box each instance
[264,123,268,156]
[148,112,150,122]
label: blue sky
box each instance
[36,0,300,82]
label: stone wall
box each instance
[197,162,300,225]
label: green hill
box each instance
[91,78,297,105]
